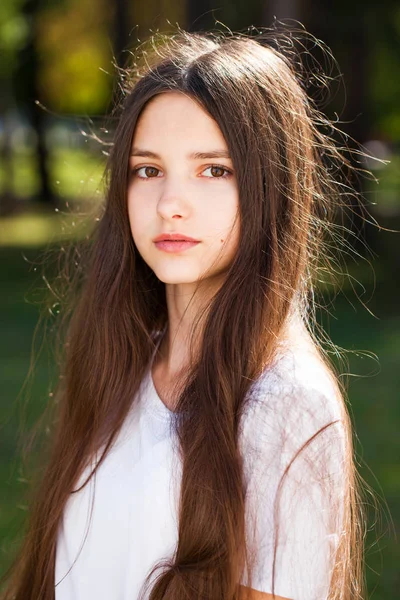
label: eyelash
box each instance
[130,164,233,180]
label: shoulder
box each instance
[239,330,346,473]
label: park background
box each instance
[0,0,399,598]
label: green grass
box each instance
[0,205,99,247]
[0,243,398,599]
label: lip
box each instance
[153,233,200,242]
[154,240,200,253]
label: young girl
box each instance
[1,25,367,600]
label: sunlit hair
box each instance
[1,22,377,600]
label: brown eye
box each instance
[202,165,231,178]
[210,166,225,177]
[142,167,160,178]
[131,166,162,179]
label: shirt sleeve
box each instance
[239,376,347,600]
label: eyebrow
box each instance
[130,148,232,160]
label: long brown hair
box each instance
[1,23,373,599]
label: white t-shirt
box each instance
[55,331,346,600]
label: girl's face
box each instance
[127,91,240,290]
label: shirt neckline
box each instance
[142,327,175,422]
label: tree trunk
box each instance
[15,0,54,205]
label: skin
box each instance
[127,90,240,389]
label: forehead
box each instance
[132,91,228,150]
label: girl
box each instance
[1,25,367,600]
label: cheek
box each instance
[127,194,148,235]
[203,192,238,232]
[216,200,240,243]
[127,198,137,233]
[222,209,240,253]
[207,217,240,259]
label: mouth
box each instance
[154,240,201,253]
[153,233,200,243]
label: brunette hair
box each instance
[1,23,373,600]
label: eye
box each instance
[130,164,233,180]
[202,165,232,179]
[131,166,162,179]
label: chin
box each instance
[151,267,200,285]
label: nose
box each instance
[156,177,191,220]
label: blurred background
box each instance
[0,1,399,598]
